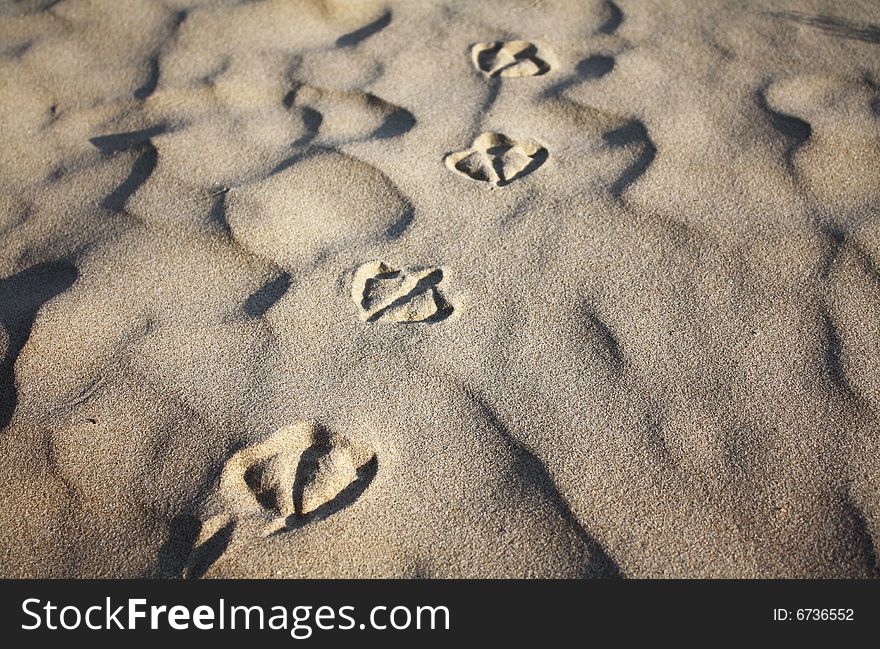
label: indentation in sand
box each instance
[763,75,880,213]
[0,260,79,429]
[183,514,235,579]
[601,120,656,197]
[471,41,555,77]
[351,261,452,323]
[336,9,393,48]
[445,132,548,187]
[219,421,377,533]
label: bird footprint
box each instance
[217,422,376,531]
[472,40,555,78]
[352,261,452,323]
[445,132,548,187]
[183,422,376,577]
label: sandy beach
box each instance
[0,0,878,578]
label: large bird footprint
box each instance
[352,261,452,323]
[184,423,376,577]
[472,41,555,77]
[187,421,377,577]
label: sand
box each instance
[0,0,878,578]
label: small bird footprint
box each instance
[471,41,555,78]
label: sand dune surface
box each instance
[0,0,879,578]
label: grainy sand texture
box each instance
[0,0,879,578]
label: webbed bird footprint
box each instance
[352,261,452,323]
[445,132,548,187]
[220,422,376,528]
[184,422,377,577]
[472,41,555,78]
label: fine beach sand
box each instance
[0,0,879,578]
